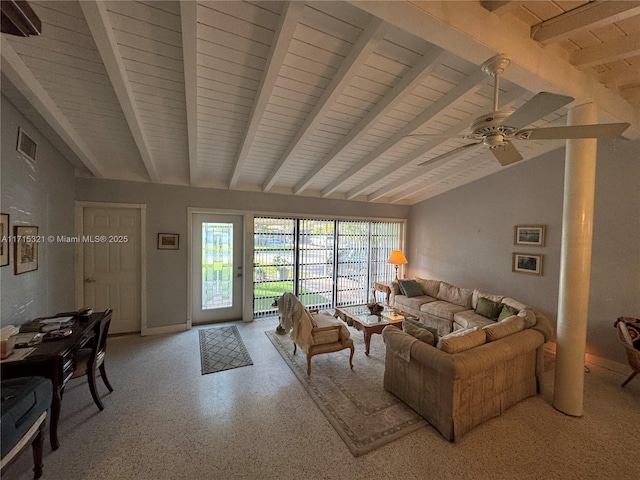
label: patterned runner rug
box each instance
[199,326,253,375]
[266,328,427,457]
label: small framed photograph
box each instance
[158,233,179,250]
[514,225,545,246]
[512,253,543,276]
[14,225,38,275]
[1,214,9,267]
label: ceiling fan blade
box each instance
[519,123,630,140]
[490,142,523,166]
[417,142,482,166]
[503,92,574,130]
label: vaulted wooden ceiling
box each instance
[2,1,638,205]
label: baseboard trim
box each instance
[544,341,628,375]
[144,324,189,336]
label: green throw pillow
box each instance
[398,279,423,298]
[402,321,434,345]
[475,297,502,320]
[497,304,518,322]
[403,317,439,343]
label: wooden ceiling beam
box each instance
[570,31,640,69]
[364,85,527,202]
[330,67,488,200]
[1,40,105,178]
[228,2,304,189]
[480,1,526,16]
[350,1,639,138]
[531,1,640,46]
[80,0,160,183]
[262,16,389,192]
[388,154,493,204]
[293,45,446,196]
[180,1,198,186]
[598,63,640,87]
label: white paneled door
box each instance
[82,207,141,334]
[191,214,243,324]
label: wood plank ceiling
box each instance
[2,1,638,205]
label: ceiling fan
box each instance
[412,55,630,167]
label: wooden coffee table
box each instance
[334,304,417,356]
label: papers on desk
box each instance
[0,347,36,363]
[20,317,75,333]
[41,316,73,324]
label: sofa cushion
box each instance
[437,327,486,354]
[475,297,502,320]
[453,310,495,330]
[398,279,424,298]
[421,300,470,321]
[517,308,537,328]
[414,277,441,297]
[403,317,439,344]
[471,289,504,309]
[483,315,525,342]
[437,282,473,308]
[395,294,436,312]
[402,320,435,345]
[498,304,518,322]
[310,312,341,344]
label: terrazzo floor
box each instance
[3,317,639,480]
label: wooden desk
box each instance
[0,313,102,450]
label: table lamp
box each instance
[387,249,408,281]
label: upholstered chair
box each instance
[615,317,640,387]
[276,292,354,375]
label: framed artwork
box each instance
[1,214,9,267]
[158,233,179,250]
[14,225,38,274]
[514,225,546,246]
[512,253,543,276]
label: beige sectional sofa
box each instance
[384,277,554,441]
[390,277,550,339]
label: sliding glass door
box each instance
[253,217,402,316]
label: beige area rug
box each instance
[265,329,428,457]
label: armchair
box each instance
[276,292,354,375]
[615,317,640,387]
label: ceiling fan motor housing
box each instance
[468,109,517,140]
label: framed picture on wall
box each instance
[512,253,543,276]
[158,233,179,250]
[514,225,545,246]
[14,225,38,274]
[1,214,9,267]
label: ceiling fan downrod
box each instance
[481,55,511,112]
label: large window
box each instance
[253,217,403,317]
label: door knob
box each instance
[85,278,96,283]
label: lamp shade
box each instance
[387,250,408,265]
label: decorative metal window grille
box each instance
[253,217,402,317]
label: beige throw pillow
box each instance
[437,327,486,354]
[483,315,525,342]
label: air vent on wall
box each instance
[16,128,37,163]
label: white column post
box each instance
[553,102,598,416]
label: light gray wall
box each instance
[75,178,410,329]
[407,139,640,364]
[1,95,76,327]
